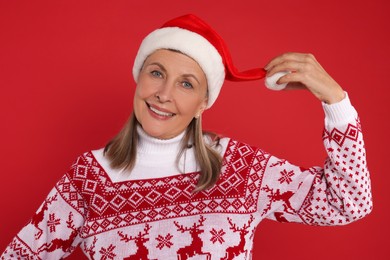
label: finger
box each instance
[277,70,310,87]
[265,52,317,72]
[264,52,302,69]
[266,60,306,77]
[277,70,335,99]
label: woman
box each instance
[1,14,372,260]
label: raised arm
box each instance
[258,53,372,225]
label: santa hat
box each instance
[133,14,266,108]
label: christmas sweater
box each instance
[1,94,372,260]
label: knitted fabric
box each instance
[1,95,372,260]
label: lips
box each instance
[146,102,175,117]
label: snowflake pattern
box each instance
[210,228,226,244]
[156,233,173,249]
[47,213,60,233]
[99,244,116,260]
[278,169,295,184]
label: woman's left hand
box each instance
[264,52,345,104]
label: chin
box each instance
[140,124,170,139]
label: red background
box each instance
[1,0,389,259]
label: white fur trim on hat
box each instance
[132,27,225,108]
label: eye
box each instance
[181,81,193,89]
[151,70,163,78]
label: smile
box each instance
[147,103,175,117]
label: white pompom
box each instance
[265,71,290,91]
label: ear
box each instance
[195,99,208,118]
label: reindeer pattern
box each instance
[23,191,260,260]
[261,185,296,219]
[115,214,255,259]
[118,223,153,260]
[30,193,58,240]
[37,212,80,255]
[174,215,211,260]
[222,215,255,260]
[28,211,259,259]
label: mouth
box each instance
[146,102,175,118]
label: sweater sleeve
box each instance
[259,93,373,225]
[1,155,87,259]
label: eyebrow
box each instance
[147,62,167,73]
[146,62,201,85]
[182,74,201,85]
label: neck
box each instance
[136,125,186,156]
[114,125,198,180]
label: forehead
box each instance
[145,49,206,75]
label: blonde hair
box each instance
[104,112,222,191]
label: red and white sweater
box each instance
[1,95,372,260]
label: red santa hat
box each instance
[132,14,267,108]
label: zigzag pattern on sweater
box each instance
[56,139,270,236]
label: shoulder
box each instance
[67,150,95,168]
[64,150,103,178]
[206,133,270,160]
[203,133,231,156]
[91,148,105,165]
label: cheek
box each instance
[134,83,146,99]
[135,77,159,100]
[133,86,147,118]
[178,98,205,117]
[133,88,141,108]
[133,81,153,105]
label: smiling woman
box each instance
[134,49,208,139]
[104,48,222,192]
[1,14,372,260]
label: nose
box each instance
[155,80,174,103]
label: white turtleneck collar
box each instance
[92,125,201,183]
[136,125,185,156]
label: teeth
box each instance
[149,106,174,117]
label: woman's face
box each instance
[133,49,208,139]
